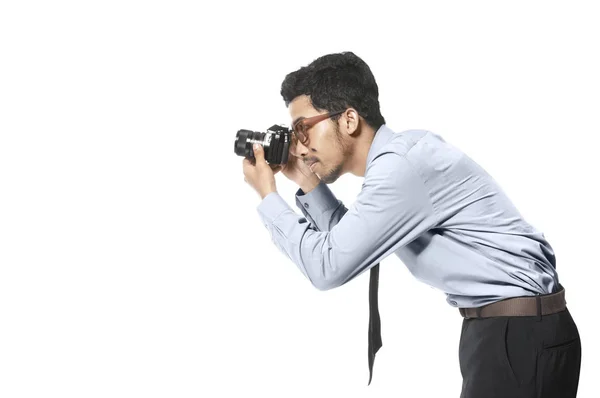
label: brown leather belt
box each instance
[458,284,566,319]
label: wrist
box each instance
[260,186,277,200]
[299,176,320,194]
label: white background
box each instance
[1,1,599,397]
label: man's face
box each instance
[288,95,351,184]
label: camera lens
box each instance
[234,129,265,159]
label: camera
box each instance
[234,124,291,165]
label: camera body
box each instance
[234,124,291,165]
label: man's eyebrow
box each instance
[292,116,305,125]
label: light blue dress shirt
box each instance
[256,125,559,308]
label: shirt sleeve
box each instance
[294,181,348,232]
[256,152,439,291]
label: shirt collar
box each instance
[366,124,396,167]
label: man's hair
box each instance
[280,51,386,131]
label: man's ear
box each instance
[343,108,360,136]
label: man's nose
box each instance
[291,139,309,158]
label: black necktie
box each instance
[368,263,382,385]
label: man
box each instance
[242,51,581,397]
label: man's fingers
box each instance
[253,144,265,162]
[270,164,283,174]
[243,157,256,168]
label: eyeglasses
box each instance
[292,109,346,145]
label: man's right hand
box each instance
[271,136,321,193]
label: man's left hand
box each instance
[243,144,281,200]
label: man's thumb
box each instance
[253,144,264,161]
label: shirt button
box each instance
[304,203,309,208]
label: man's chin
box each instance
[320,174,337,184]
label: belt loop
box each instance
[536,295,542,322]
[476,306,482,318]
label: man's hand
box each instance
[278,136,321,193]
[243,144,279,200]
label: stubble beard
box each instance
[319,124,351,184]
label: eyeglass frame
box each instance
[292,109,346,145]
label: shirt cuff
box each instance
[295,181,340,224]
[256,191,293,225]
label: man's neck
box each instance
[346,126,377,177]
